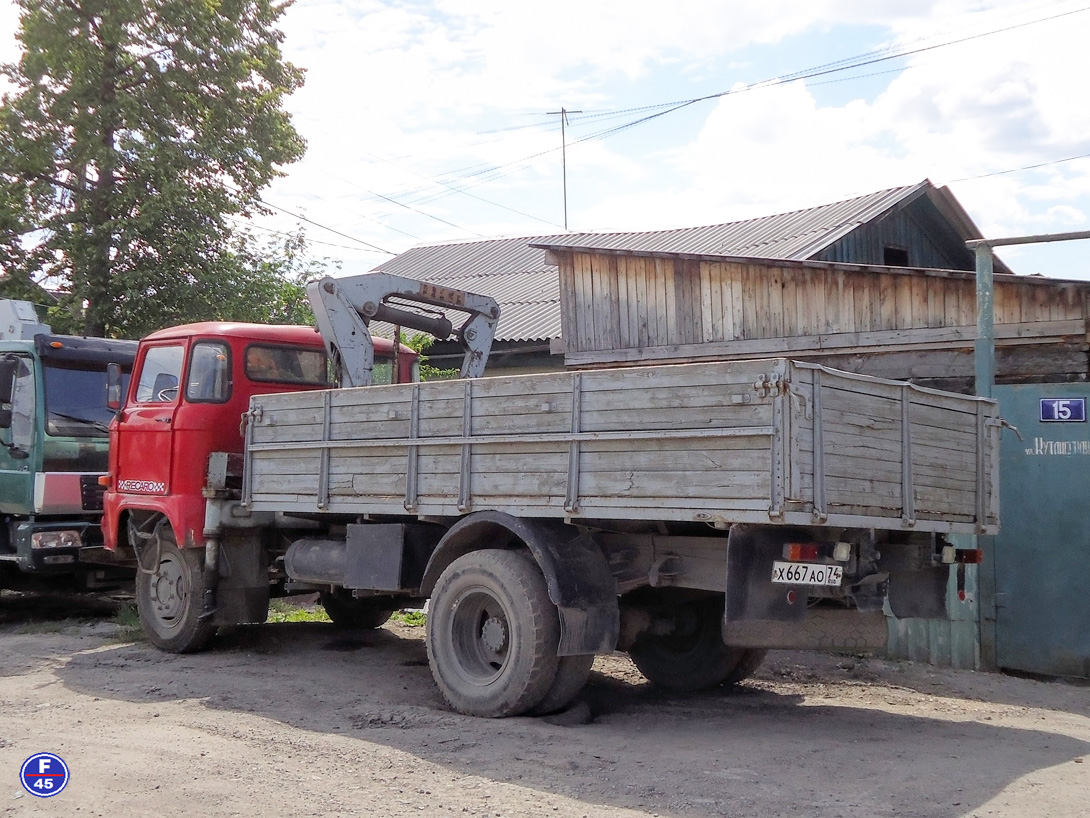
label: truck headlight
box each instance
[30,530,83,549]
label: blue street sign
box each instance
[1039,398,1086,423]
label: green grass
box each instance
[390,609,426,627]
[112,601,145,642]
[265,598,331,624]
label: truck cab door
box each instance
[0,354,36,514]
[114,343,185,497]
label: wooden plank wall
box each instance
[246,361,786,522]
[558,251,1090,391]
[244,359,996,533]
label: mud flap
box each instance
[887,566,950,620]
[211,539,269,625]
[722,525,888,651]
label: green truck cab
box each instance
[0,300,137,590]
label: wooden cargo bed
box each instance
[242,358,999,534]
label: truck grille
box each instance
[80,475,106,511]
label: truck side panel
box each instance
[244,358,998,534]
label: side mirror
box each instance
[0,356,16,404]
[106,362,123,410]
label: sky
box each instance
[2,0,1090,280]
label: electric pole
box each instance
[546,107,581,231]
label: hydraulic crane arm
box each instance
[306,273,501,387]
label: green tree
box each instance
[401,332,459,381]
[0,0,306,337]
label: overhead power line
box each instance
[948,150,1090,183]
[257,198,395,255]
[366,2,1090,213]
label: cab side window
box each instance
[9,357,35,452]
[186,342,231,403]
[245,345,329,386]
[134,345,184,403]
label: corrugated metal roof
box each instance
[553,183,931,259]
[370,182,963,342]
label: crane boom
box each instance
[306,273,501,387]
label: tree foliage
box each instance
[0,0,308,337]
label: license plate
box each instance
[771,561,843,586]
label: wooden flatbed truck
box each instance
[102,272,1000,717]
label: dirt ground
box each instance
[1,591,1087,818]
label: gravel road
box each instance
[1,591,1087,817]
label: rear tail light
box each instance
[941,546,984,564]
[784,542,821,561]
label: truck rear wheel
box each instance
[629,597,764,691]
[427,549,560,717]
[136,527,215,653]
[320,591,394,630]
[529,653,595,715]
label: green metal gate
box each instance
[988,383,1090,678]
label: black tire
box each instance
[722,648,767,685]
[427,549,561,717]
[505,549,594,716]
[629,598,754,691]
[529,653,595,715]
[320,591,394,630]
[136,526,215,653]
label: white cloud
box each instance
[2,0,1088,277]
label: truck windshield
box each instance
[42,362,129,438]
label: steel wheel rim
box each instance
[449,587,511,686]
[149,553,187,630]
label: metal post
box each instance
[965,227,1090,672]
[546,107,582,231]
[974,244,995,399]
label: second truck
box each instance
[102,272,1000,717]
[1,299,137,592]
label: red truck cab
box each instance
[102,322,415,555]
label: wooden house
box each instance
[536,245,1090,393]
[372,180,1012,374]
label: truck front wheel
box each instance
[629,597,765,691]
[136,527,215,653]
[427,549,561,717]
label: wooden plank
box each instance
[606,254,622,350]
[557,256,578,354]
[909,274,928,330]
[579,469,771,500]
[877,274,895,332]
[958,278,975,327]
[580,445,771,474]
[927,276,945,328]
[808,273,825,339]
[580,403,773,433]
[653,256,669,346]
[824,270,842,335]
[689,258,704,344]
[767,264,784,338]
[705,262,724,342]
[573,252,592,353]
[782,268,799,337]
[854,273,872,333]
[564,319,1087,368]
[894,274,912,330]
[635,256,650,348]
[728,262,745,341]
